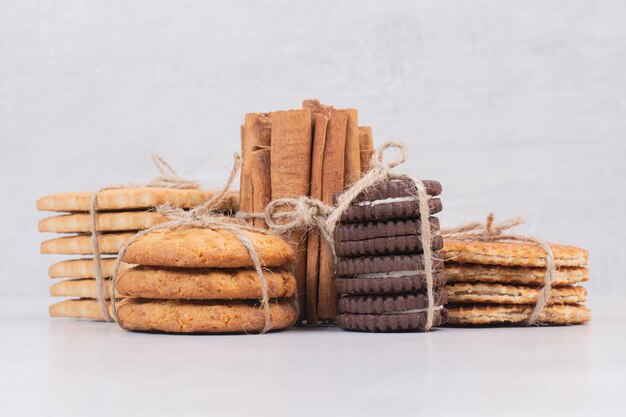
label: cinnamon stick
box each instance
[270,109,312,321]
[250,146,271,228]
[317,109,348,321]
[358,126,374,175]
[305,113,329,325]
[240,124,253,219]
[344,108,360,186]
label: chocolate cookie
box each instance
[333,179,442,205]
[335,234,444,257]
[340,198,443,224]
[335,253,444,277]
[338,291,447,314]
[335,272,446,295]
[337,308,448,332]
[334,218,440,242]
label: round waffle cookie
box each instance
[447,304,591,326]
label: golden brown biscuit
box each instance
[441,240,588,267]
[444,263,588,286]
[48,258,130,279]
[49,299,112,321]
[41,233,135,254]
[116,266,296,300]
[123,228,294,268]
[37,188,239,212]
[50,279,115,299]
[116,299,297,333]
[447,304,591,325]
[446,283,586,305]
[39,212,166,233]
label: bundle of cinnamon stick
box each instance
[239,99,374,325]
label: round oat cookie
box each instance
[116,266,296,300]
[338,291,447,314]
[446,283,586,305]
[446,304,591,326]
[441,240,588,268]
[335,272,446,295]
[337,308,448,332]
[116,299,297,333]
[122,228,294,268]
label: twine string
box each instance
[440,213,555,325]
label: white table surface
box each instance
[0,296,623,417]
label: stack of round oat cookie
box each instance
[114,227,298,333]
[37,188,238,320]
[441,240,591,325]
[333,179,448,332]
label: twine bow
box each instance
[238,142,441,331]
[441,213,555,325]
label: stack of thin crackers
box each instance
[37,188,237,320]
[441,241,591,325]
[114,228,298,333]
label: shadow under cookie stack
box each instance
[333,179,448,332]
[114,227,298,333]
[441,240,591,325]
[37,188,237,321]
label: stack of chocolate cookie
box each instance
[37,188,238,320]
[333,179,448,332]
[113,227,298,333]
[441,241,591,325]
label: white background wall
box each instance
[1,0,624,296]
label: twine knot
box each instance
[441,214,555,325]
[148,154,200,189]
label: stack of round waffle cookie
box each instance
[441,241,591,325]
[333,179,448,332]
[37,188,238,320]
[114,227,298,333]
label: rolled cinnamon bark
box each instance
[344,109,360,186]
[250,146,271,229]
[305,114,329,325]
[270,109,312,321]
[240,124,253,219]
[317,109,348,321]
[359,126,374,174]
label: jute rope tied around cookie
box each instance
[90,155,200,322]
[441,213,555,325]
[238,142,441,331]
[104,154,284,333]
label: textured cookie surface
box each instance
[48,258,130,279]
[447,304,591,325]
[334,217,440,242]
[116,267,296,299]
[116,299,297,333]
[123,228,294,268]
[335,234,443,257]
[334,179,442,205]
[49,299,112,321]
[335,253,444,277]
[340,198,442,223]
[50,279,114,299]
[39,212,166,233]
[41,233,135,254]
[441,241,588,267]
[338,291,447,314]
[37,188,238,212]
[446,283,586,305]
[336,273,446,295]
[337,309,447,332]
[444,263,589,286]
